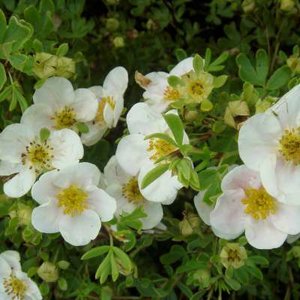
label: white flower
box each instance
[116,102,186,204]
[0,123,83,198]
[104,156,163,230]
[238,84,300,205]
[81,66,128,146]
[0,250,42,300]
[31,163,116,246]
[21,77,98,136]
[209,165,300,249]
[139,57,214,113]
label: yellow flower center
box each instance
[22,140,54,173]
[163,86,180,102]
[53,106,77,129]
[279,128,300,165]
[95,96,115,125]
[188,80,204,96]
[242,187,277,220]
[122,177,144,204]
[57,184,88,216]
[4,275,27,300]
[147,138,177,161]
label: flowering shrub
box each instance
[1,0,300,299]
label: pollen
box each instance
[53,106,77,129]
[4,275,27,300]
[147,138,177,161]
[188,80,204,96]
[95,96,116,124]
[122,177,144,204]
[163,86,180,102]
[242,187,277,220]
[22,140,54,173]
[278,128,300,165]
[57,184,88,217]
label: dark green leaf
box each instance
[163,113,184,145]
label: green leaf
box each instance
[0,9,7,41]
[266,66,291,90]
[0,62,6,90]
[76,122,89,133]
[57,277,68,291]
[176,158,192,182]
[167,75,184,87]
[163,113,184,145]
[112,247,133,273]
[81,246,111,260]
[40,128,50,142]
[204,48,212,69]
[4,16,33,52]
[236,53,261,86]
[225,277,241,291]
[141,163,169,189]
[95,251,111,283]
[193,54,204,75]
[110,254,119,282]
[175,48,187,61]
[255,49,269,85]
[56,43,69,57]
[189,170,201,191]
[213,75,228,88]
[246,265,263,280]
[0,85,12,102]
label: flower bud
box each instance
[9,202,32,226]
[56,56,76,78]
[38,262,59,283]
[255,96,276,113]
[224,100,249,129]
[280,0,296,12]
[220,243,247,269]
[287,56,300,74]
[193,269,211,288]
[113,36,125,48]
[106,18,119,32]
[33,52,57,79]
[242,0,255,13]
[179,213,200,236]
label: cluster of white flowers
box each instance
[194,85,300,249]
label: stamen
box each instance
[163,86,180,102]
[52,106,76,129]
[95,96,116,125]
[147,138,177,161]
[3,275,27,300]
[122,177,144,204]
[279,128,300,165]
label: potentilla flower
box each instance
[238,84,300,205]
[0,250,42,300]
[31,163,116,246]
[116,103,186,204]
[209,165,300,249]
[0,123,83,198]
[136,57,214,113]
[21,77,98,136]
[104,156,163,229]
[81,66,128,146]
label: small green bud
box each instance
[113,36,125,48]
[220,243,247,269]
[242,0,255,13]
[9,203,32,226]
[255,96,277,113]
[179,212,200,236]
[106,18,119,32]
[287,56,300,74]
[224,100,249,129]
[193,269,211,288]
[56,57,76,79]
[280,0,296,12]
[33,52,57,79]
[38,262,59,283]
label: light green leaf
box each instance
[236,53,261,86]
[76,122,89,133]
[110,254,119,282]
[266,66,291,90]
[144,133,177,147]
[255,49,269,85]
[141,163,169,189]
[0,62,6,90]
[40,128,50,142]
[56,43,69,57]
[163,113,184,145]
[213,75,228,88]
[167,75,184,87]
[193,54,204,75]
[81,245,111,260]
[0,9,7,41]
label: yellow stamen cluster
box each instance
[188,80,204,97]
[53,106,77,129]
[95,96,115,125]
[22,140,54,173]
[279,128,300,165]
[57,184,88,216]
[122,177,144,204]
[147,138,177,161]
[163,86,180,102]
[242,187,277,220]
[3,275,27,300]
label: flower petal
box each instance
[210,190,245,237]
[141,202,163,230]
[193,191,213,226]
[80,122,107,146]
[238,112,282,171]
[104,156,131,185]
[116,134,148,176]
[126,103,167,135]
[31,202,61,233]
[88,188,117,222]
[271,202,300,235]
[4,167,36,198]
[33,77,74,106]
[59,210,101,246]
[245,219,287,249]
[0,257,10,278]
[0,161,22,176]
[103,66,128,97]
[221,165,261,192]
[0,251,21,271]
[72,88,98,122]
[89,86,104,99]
[170,57,193,76]
[49,129,83,169]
